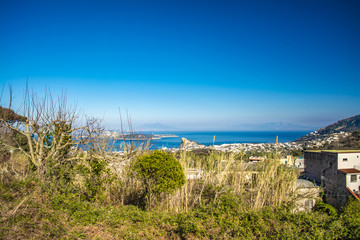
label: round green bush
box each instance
[133,150,185,195]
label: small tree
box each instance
[132,150,185,209]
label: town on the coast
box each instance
[174,115,360,210]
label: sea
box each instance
[137,131,310,150]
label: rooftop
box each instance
[297,179,317,188]
[305,150,360,154]
[338,169,360,174]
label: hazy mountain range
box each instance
[137,123,178,131]
[234,122,315,131]
[138,115,360,132]
[137,121,316,131]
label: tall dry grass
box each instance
[0,135,299,213]
[110,149,299,212]
[0,150,29,187]
[162,150,299,212]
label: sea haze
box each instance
[144,131,310,149]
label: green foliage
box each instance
[83,157,107,201]
[44,120,73,159]
[2,172,360,239]
[340,199,360,239]
[314,201,338,217]
[353,130,360,148]
[291,149,303,157]
[133,150,185,196]
[352,130,360,138]
[177,213,205,239]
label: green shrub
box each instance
[177,213,205,239]
[340,199,360,239]
[132,150,185,209]
[314,201,338,217]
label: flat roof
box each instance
[323,150,360,153]
[339,169,360,174]
[305,150,360,154]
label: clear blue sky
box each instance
[1,0,359,130]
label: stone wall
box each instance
[304,151,337,183]
[325,172,350,208]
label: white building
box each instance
[304,150,360,207]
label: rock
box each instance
[180,138,205,149]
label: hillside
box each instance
[320,130,360,150]
[295,114,360,149]
[316,114,360,135]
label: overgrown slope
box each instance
[296,114,360,143]
[317,114,360,135]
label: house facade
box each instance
[280,155,304,169]
[304,150,360,207]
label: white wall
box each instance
[338,153,360,169]
[346,173,360,193]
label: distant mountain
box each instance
[138,123,177,131]
[316,114,360,135]
[235,122,314,131]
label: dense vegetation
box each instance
[305,130,360,151]
[1,93,360,239]
[321,130,360,150]
[1,172,360,239]
[1,146,360,239]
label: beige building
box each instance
[280,155,304,169]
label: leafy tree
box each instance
[132,150,185,209]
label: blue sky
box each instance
[1,0,359,130]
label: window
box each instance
[351,175,357,182]
[343,158,348,161]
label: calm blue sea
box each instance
[142,131,310,150]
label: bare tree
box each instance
[118,109,151,159]
[0,86,153,184]
[0,87,86,176]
